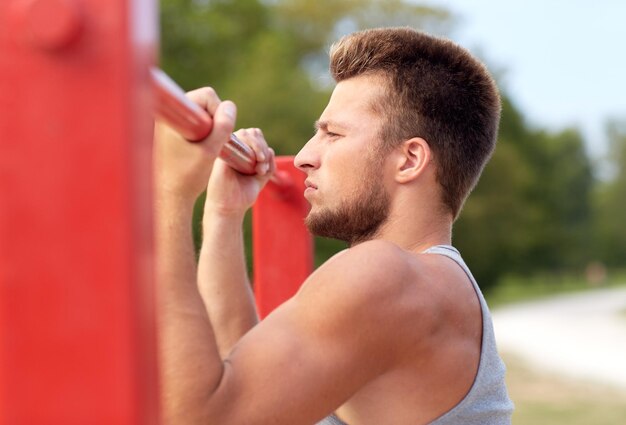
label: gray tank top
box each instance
[317,245,513,425]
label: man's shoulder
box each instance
[297,240,441,320]
[289,241,437,359]
[307,240,413,289]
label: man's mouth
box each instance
[303,180,318,198]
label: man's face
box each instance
[294,74,392,245]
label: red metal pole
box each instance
[0,0,159,423]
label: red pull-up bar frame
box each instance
[0,0,159,423]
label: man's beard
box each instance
[305,166,390,245]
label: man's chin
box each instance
[304,176,390,244]
[304,210,333,238]
[305,211,358,244]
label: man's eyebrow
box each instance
[314,120,349,131]
[313,120,326,131]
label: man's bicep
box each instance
[207,296,380,424]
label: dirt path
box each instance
[491,287,626,390]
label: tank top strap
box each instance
[421,244,490,312]
[422,245,473,279]
[422,244,463,261]
[316,413,348,425]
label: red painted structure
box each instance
[253,158,312,318]
[0,0,312,421]
[0,0,159,423]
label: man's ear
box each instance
[393,137,432,183]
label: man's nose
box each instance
[294,136,320,172]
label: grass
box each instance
[485,270,626,307]
[504,353,626,425]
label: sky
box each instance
[425,0,626,158]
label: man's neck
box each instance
[363,206,453,254]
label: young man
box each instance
[155,28,513,424]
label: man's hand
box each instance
[154,87,237,202]
[204,128,276,219]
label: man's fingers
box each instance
[250,129,270,175]
[253,128,270,163]
[186,87,221,116]
[267,148,276,178]
[203,100,237,156]
[233,127,272,176]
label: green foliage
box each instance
[592,120,626,266]
[485,270,626,308]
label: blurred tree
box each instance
[524,128,594,270]
[593,120,626,266]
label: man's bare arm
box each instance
[154,88,237,424]
[195,241,433,424]
[197,212,257,358]
[155,184,226,424]
[197,129,274,357]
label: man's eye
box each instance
[327,131,340,138]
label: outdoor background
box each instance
[159,0,626,423]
